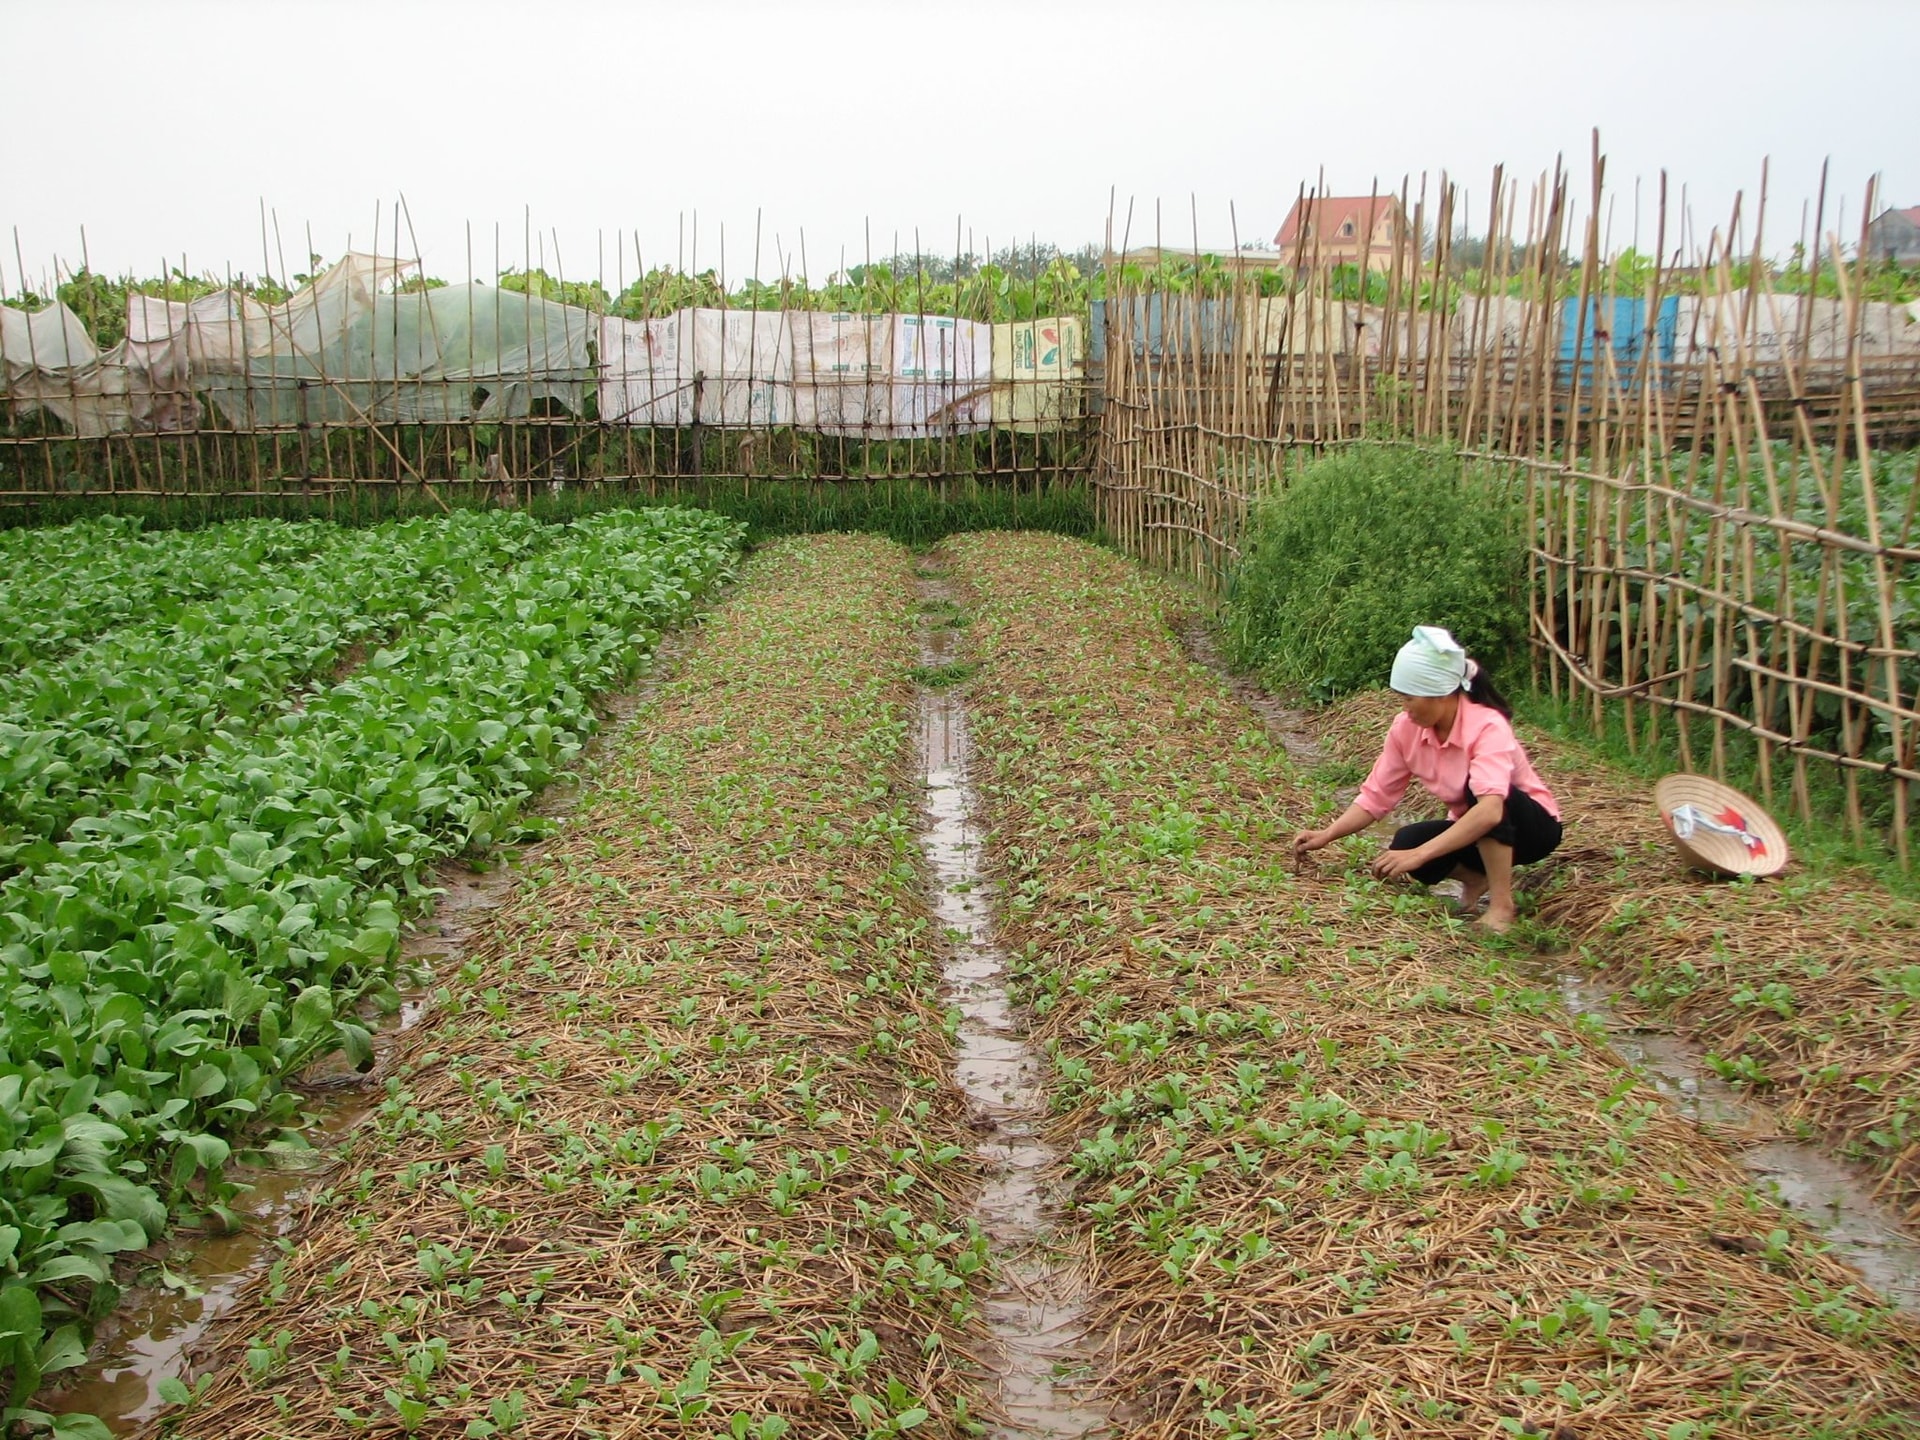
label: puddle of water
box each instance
[914,574,1113,1440]
[50,1223,273,1425]
[1556,971,1920,1311]
[44,1095,369,1427]
[55,1000,453,1430]
[52,957,453,1427]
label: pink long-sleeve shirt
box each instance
[1355,699,1561,822]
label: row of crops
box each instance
[0,518,335,674]
[128,534,992,1437]
[951,534,1920,1435]
[0,508,740,1417]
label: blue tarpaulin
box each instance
[1557,295,1679,390]
[1088,296,1241,362]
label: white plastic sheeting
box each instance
[687,309,794,427]
[791,312,889,434]
[1245,296,1353,357]
[890,314,990,435]
[1675,294,1920,364]
[2,255,599,434]
[1,299,202,435]
[598,309,792,428]
[184,257,597,426]
[598,313,687,427]
[0,301,98,373]
[598,307,990,437]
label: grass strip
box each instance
[5,475,1096,550]
[952,532,1920,1439]
[127,534,995,1439]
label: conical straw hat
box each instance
[1652,773,1790,879]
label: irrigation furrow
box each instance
[1535,734,1920,1229]
[1552,969,1920,1311]
[912,555,1111,1440]
[121,534,994,1439]
[953,532,1920,1439]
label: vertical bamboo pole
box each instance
[1823,223,1865,843]
[1832,199,1910,866]
[1461,166,1502,449]
[1506,176,1545,458]
[1480,175,1519,454]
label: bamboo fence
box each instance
[1093,150,1920,863]
[0,213,1096,506]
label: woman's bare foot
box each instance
[1456,877,1488,913]
[1479,902,1519,933]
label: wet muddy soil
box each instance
[1173,615,1322,766]
[1551,970,1920,1312]
[914,565,1114,1440]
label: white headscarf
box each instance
[1389,625,1479,697]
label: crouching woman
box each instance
[1292,626,1562,932]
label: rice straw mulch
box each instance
[140,534,996,1439]
[950,531,1920,1439]
[1304,687,1920,1231]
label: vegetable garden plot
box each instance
[0,510,554,875]
[121,535,995,1439]
[0,517,338,675]
[1,508,737,1421]
[949,532,1920,1439]
[1304,689,1920,1234]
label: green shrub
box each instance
[1222,444,1526,698]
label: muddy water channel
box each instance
[913,573,1112,1440]
[49,880,495,1431]
[1549,968,1920,1312]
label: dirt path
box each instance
[948,531,1920,1439]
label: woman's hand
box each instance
[1369,846,1426,879]
[1293,803,1378,867]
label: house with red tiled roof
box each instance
[1273,194,1411,274]
[1865,207,1920,265]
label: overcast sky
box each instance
[3,0,1915,292]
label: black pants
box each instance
[1389,785,1563,886]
